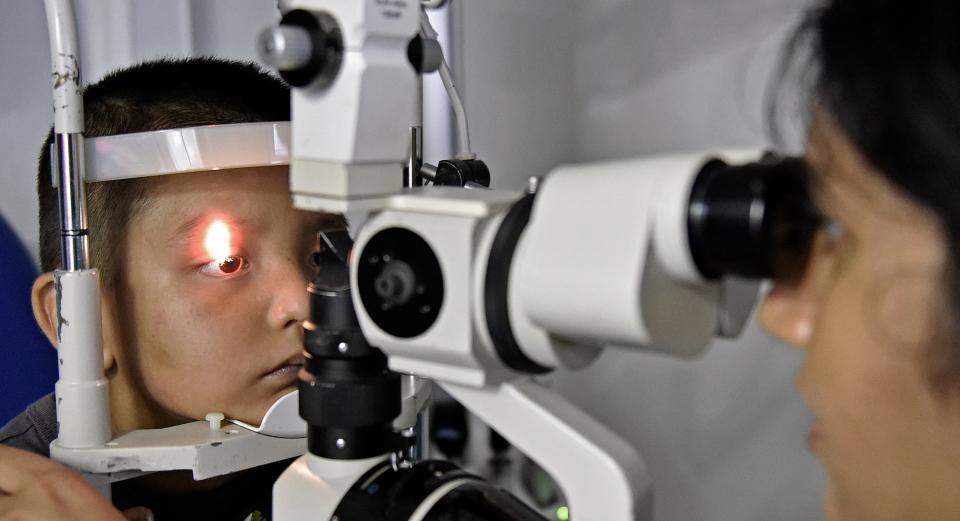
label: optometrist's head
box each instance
[30,58,340,431]
[762,1,960,519]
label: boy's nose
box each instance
[266,259,310,331]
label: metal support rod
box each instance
[414,405,430,460]
[55,132,90,271]
[45,0,91,272]
[405,126,424,188]
[406,47,428,458]
[404,74,425,188]
[420,162,437,182]
[45,0,111,451]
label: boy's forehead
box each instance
[129,166,335,238]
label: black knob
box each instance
[259,9,343,88]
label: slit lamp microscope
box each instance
[42,0,820,519]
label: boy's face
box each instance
[107,166,328,427]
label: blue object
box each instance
[0,213,56,426]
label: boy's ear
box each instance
[31,272,116,372]
[31,272,59,347]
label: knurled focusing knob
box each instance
[374,259,417,306]
[257,9,343,88]
[258,25,313,72]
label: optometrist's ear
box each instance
[31,272,116,372]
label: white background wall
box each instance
[1,0,55,263]
[0,1,824,519]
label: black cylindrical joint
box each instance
[483,194,552,374]
[356,228,445,339]
[687,156,820,280]
[300,343,401,458]
[304,327,371,359]
[300,230,401,460]
[332,460,548,521]
[307,285,359,332]
[274,9,343,88]
[307,424,399,460]
[434,158,491,188]
[407,34,443,74]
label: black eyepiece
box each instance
[688,155,820,281]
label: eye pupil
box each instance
[219,256,243,274]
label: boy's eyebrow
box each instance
[167,214,250,246]
[305,212,347,233]
[166,211,343,247]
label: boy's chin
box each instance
[246,385,300,426]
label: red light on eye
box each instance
[204,219,232,261]
[217,256,244,274]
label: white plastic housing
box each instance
[283,0,420,212]
[273,454,386,521]
[350,188,604,380]
[347,188,652,520]
[351,187,522,387]
[652,149,763,284]
[514,152,754,358]
[443,380,652,521]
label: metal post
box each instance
[405,75,425,188]
[55,132,90,271]
[407,66,428,459]
[405,126,424,188]
[414,403,430,460]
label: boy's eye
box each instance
[199,255,250,278]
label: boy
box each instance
[0,57,332,520]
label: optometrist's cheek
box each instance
[863,266,946,356]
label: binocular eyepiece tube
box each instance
[687,155,820,282]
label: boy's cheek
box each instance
[136,333,255,420]
[123,258,281,398]
[131,278,253,358]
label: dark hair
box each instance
[803,0,960,231]
[774,1,960,373]
[38,57,290,288]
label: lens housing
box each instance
[688,156,819,281]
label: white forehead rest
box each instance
[78,121,290,183]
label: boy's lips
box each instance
[265,354,306,378]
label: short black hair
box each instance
[38,57,290,287]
